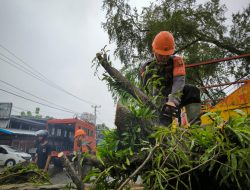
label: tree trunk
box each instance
[58,152,85,190]
[96,53,157,111]
[115,103,153,136]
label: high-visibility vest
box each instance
[140,55,186,91]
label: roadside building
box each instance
[0,116,46,154]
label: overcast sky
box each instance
[0,0,249,128]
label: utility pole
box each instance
[92,105,101,125]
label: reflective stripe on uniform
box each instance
[173,56,186,77]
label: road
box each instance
[49,167,72,184]
[0,165,72,185]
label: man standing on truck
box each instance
[74,129,93,178]
[74,129,93,153]
[140,31,201,126]
[35,130,52,172]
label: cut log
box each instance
[115,103,135,134]
[58,152,85,190]
[115,103,153,136]
[58,152,105,190]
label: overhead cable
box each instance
[0,44,96,105]
[0,88,79,114]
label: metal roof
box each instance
[10,116,45,127]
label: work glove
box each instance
[161,102,178,118]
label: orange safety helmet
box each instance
[152,31,175,56]
[75,129,86,138]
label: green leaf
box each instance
[96,151,105,166]
[190,139,195,150]
[122,164,126,170]
[129,147,133,156]
[126,157,130,166]
[231,153,237,170]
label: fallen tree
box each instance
[0,163,66,190]
[60,50,250,190]
[85,51,250,190]
[0,163,50,185]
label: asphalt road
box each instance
[49,167,72,184]
[0,165,72,185]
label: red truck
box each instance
[46,118,96,166]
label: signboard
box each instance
[0,103,12,119]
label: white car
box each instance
[0,145,32,167]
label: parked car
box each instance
[0,145,31,167]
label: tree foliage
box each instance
[86,1,250,189]
[102,0,250,103]
[0,163,50,185]
[90,51,250,189]
[86,109,250,189]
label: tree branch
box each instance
[174,38,200,54]
[195,32,248,57]
[58,152,85,190]
[167,150,219,182]
[117,144,159,190]
[160,129,188,168]
[96,53,157,111]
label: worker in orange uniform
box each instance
[74,129,93,179]
[140,31,201,126]
[75,129,87,153]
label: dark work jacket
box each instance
[141,56,184,97]
[36,142,51,169]
[140,55,186,106]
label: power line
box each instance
[0,56,93,107]
[0,55,94,105]
[13,106,31,113]
[0,57,52,85]
[0,45,54,83]
[0,52,42,79]
[0,88,80,114]
[0,52,58,92]
[0,79,77,113]
[0,44,97,105]
[12,107,35,114]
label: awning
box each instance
[0,128,36,136]
[0,128,13,135]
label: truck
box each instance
[46,118,96,166]
[201,80,250,124]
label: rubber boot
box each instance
[185,103,201,125]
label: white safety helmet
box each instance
[35,130,49,138]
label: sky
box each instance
[0,0,249,128]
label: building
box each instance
[80,112,96,124]
[96,123,109,145]
[0,115,46,153]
